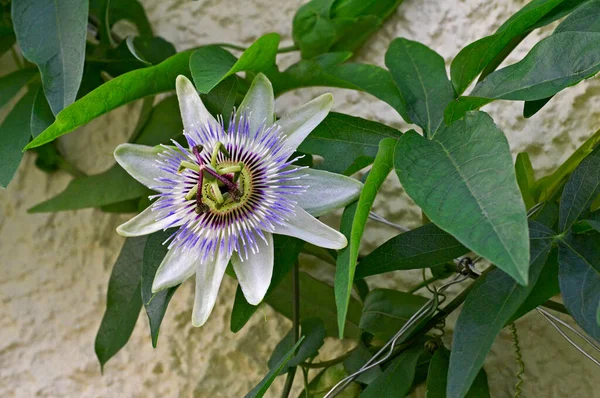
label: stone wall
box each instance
[1,0,598,396]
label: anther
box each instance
[210,142,230,167]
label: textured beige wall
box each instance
[1,0,599,397]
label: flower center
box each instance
[178,142,254,215]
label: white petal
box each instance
[281,168,362,217]
[231,232,274,305]
[116,206,183,237]
[273,207,347,250]
[238,73,274,133]
[114,143,170,190]
[192,249,231,327]
[152,246,197,292]
[277,93,333,152]
[176,75,216,135]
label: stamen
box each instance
[210,142,231,167]
[178,161,200,173]
[210,180,224,204]
[218,165,242,174]
[203,167,242,199]
[185,184,198,200]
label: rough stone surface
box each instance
[1,0,599,397]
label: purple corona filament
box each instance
[151,112,307,262]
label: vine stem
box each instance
[509,323,525,398]
[281,261,300,398]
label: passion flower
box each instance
[114,74,362,326]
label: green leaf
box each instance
[558,232,600,342]
[292,0,403,59]
[473,32,600,103]
[89,0,153,44]
[298,112,402,175]
[443,96,492,125]
[355,223,469,279]
[28,164,148,212]
[385,38,455,137]
[395,113,530,284]
[125,36,176,66]
[30,85,55,138]
[12,0,89,114]
[535,127,600,202]
[515,152,536,210]
[267,318,326,374]
[0,86,37,188]
[359,289,429,340]
[25,50,194,150]
[426,347,490,398]
[245,336,305,398]
[447,221,555,398]
[450,0,564,95]
[94,236,146,370]
[134,96,184,146]
[142,229,179,348]
[361,344,424,398]
[268,271,363,338]
[268,57,410,122]
[298,364,361,398]
[509,247,559,323]
[0,68,37,109]
[554,0,600,34]
[335,138,396,338]
[559,145,600,231]
[573,219,600,234]
[200,75,239,126]
[230,235,304,333]
[190,33,280,93]
[343,342,382,384]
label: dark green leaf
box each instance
[200,75,239,125]
[395,113,530,284]
[190,33,279,93]
[30,85,54,138]
[472,32,600,102]
[385,38,455,137]
[343,342,382,384]
[450,0,564,95]
[268,271,363,338]
[559,144,600,231]
[297,364,361,398]
[356,223,469,278]
[25,50,193,149]
[230,235,304,332]
[12,0,89,114]
[245,337,305,398]
[447,221,555,398]
[573,219,600,234]
[32,143,61,173]
[268,57,410,122]
[361,344,424,398]
[100,198,141,213]
[515,152,536,210]
[142,229,179,347]
[298,112,401,175]
[443,96,491,125]
[558,232,600,342]
[359,289,429,340]
[125,36,176,65]
[28,164,148,212]
[268,318,326,374]
[0,68,37,109]
[426,347,490,398]
[335,138,396,337]
[89,0,153,43]
[134,96,184,146]
[94,236,146,370]
[554,0,600,34]
[509,247,559,323]
[523,96,553,118]
[0,86,37,188]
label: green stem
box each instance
[300,351,352,369]
[10,47,23,69]
[281,261,301,398]
[277,44,299,53]
[408,275,442,294]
